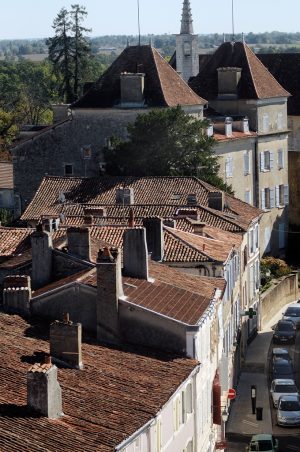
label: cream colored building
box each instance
[191,42,290,256]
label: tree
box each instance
[47,5,91,103]
[47,8,74,103]
[71,4,91,100]
[104,107,233,193]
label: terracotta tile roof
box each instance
[0,161,13,189]
[0,227,33,257]
[257,53,300,115]
[190,41,290,100]
[0,312,198,451]
[164,226,239,263]
[72,45,206,109]
[22,175,261,232]
[213,130,257,142]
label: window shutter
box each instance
[261,189,266,210]
[225,157,229,177]
[284,185,289,205]
[275,185,280,207]
[244,152,249,175]
[270,151,274,170]
[173,399,177,431]
[229,157,233,177]
[270,187,275,209]
[278,149,284,169]
[260,152,265,171]
[156,419,161,452]
[182,391,187,423]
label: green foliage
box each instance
[0,110,18,151]
[47,5,91,103]
[0,208,13,226]
[104,107,232,193]
[261,256,291,279]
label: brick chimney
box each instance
[50,313,83,369]
[96,247,123,344]
[208,192,225,211]
[143,217,164,262]
[123,228,149,279]
[31,225,53,290]
[3,275,32,316]
[27,356,63,419]
[67,227,91,261]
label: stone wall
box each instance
[260,272,299,328]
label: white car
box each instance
[282,304,300,328]
[277,395,300,426]
[270,379,299,408]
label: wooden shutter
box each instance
[270,187,275,209]
[260,152,265,171]
[261,189,266,210]
[270,151,274,170]
[284,185,289,205]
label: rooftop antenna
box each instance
[231,0,235,41]
[137,0,141,46]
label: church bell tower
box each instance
[175,0,199,82]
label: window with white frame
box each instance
[264,227,271,253]
[277,112,284,130]
[275,184,289,207]
[155,418,162,452]
[260,151,274,171]
[262,113,269,133]
[243,150,251,175]
[278,149,284,169]
[225,156,233,177]
[245,190,251,205]
[261,187,275,210]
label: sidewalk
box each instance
[226,301,293,441]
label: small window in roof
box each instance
[64,164,74,176]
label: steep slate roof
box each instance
[72,45,206,108]
[0,312,198,451]
[257,53,300,115]
[22,176,261,232]
[190,41,290,100]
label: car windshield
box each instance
[279,400,300,411]
[276,323,294,331]
[274,384,297,393]
[250,440,273,451]
[285,308,300,317]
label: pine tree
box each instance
[71,4,91,100]
[47,8,74,103]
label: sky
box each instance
[0,0,299,40]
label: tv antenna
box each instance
[231,0,235,41]
[137,0,141,46]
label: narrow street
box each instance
[227,322,300,451]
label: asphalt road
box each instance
[227,327,300,451]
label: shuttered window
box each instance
[278,149,284,169]
[225,156,233,177]
[243,151,250,175]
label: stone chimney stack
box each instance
[3,275,32,316]
[27,356,63,419]
[217,67,242,99]
[50,313,83,369]
[67,227,91,261]
[208,192,225,211]
[31,225,53,290]
[142,217,164,262]
[120,73,145,107]
[123,228,149,280]
[96,247,123,344]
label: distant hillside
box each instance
[1,32,300,61]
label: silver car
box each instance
[277,395,300,426]
[270,379,299,408]
[282,304,300,328]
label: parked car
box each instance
[282,304,300,328]
[272,358,294,380]
[277,395,300,426]
[246,434,278,451]
[272,348,291,361]
[273,320,296,344]
[270,379,299,407]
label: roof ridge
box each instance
[243,42,259,99]
[165,228,213,261]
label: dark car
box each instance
[273,320,296,344]
[272,348,292,362]
[272,358,294,380]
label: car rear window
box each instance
[279,400,300,410]
[274,384,297,392]
[285,307,300,316]
[250,440,273,451]
[276,323,294,331]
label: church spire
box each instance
[180,0,194,35]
